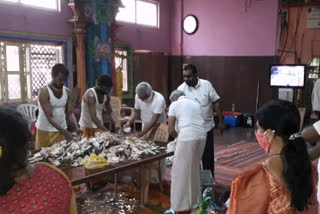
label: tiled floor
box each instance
[214,127,256,146]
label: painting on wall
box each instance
[97,42,112,57]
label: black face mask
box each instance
[185,80,194,87]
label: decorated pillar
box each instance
[69,0,123,96]
[69,2,88,98]
[86,20,112,87]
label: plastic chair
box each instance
[110,96,134,123]
[104,96,134,129]
[16,104,38,131]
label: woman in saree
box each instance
[228,100,317,214]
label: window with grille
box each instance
[0,41,63,103]
[115,49,128,92]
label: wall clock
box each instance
[183,15,199,35]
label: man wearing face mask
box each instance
[79,74,120,138]
[177,64,224,176]
[126,82,166,138]
[35,64,80,149]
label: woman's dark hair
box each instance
[256,100,313,211]
[0,107,31,195]
[97,74,113,87]
[51,63,69,77]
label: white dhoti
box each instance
[171,138,206,211]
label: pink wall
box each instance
[171,0,280,56]
[115,0,172,53]
[0,0,72,36]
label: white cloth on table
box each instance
[178,79,220,132]
[79,88,107,128]
[165,139,177,166]
[134,91,166,127]
[36,86,67,132]
[171,138,206,211]
[167,139,177,153]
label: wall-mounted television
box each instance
[269,64,306,88]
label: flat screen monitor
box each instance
[269,64,306,88]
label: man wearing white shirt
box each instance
[311,78,320,121]
[177,64,224,176]
[168,90,206,212]
[126,82,167,197]
[302,120,320,213]
[127,82,166,138]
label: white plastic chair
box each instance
[16,104,38,129]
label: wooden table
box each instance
[61,148,173,204]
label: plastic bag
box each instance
[166,139,177,152]
[164,208,175,214]
[165,156,174,166]
[165,139,176,166]
[164,188,221,214]
[81,153,108,169]
[191,188,222,214]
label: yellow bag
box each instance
[81,154,108,169]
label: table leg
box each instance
[114,173,118,197]
[140,167,144,205]
[158,160,163,193]
[143,166,151,203]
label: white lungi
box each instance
[171,138,206,211]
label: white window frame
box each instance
[0,42,25,103]
[115,48,129,92]
[116,0,159,28]
[0,41,64,104]
[0,0,60,12]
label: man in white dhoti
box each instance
[168,90,207,213]
[126,82,167,201]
